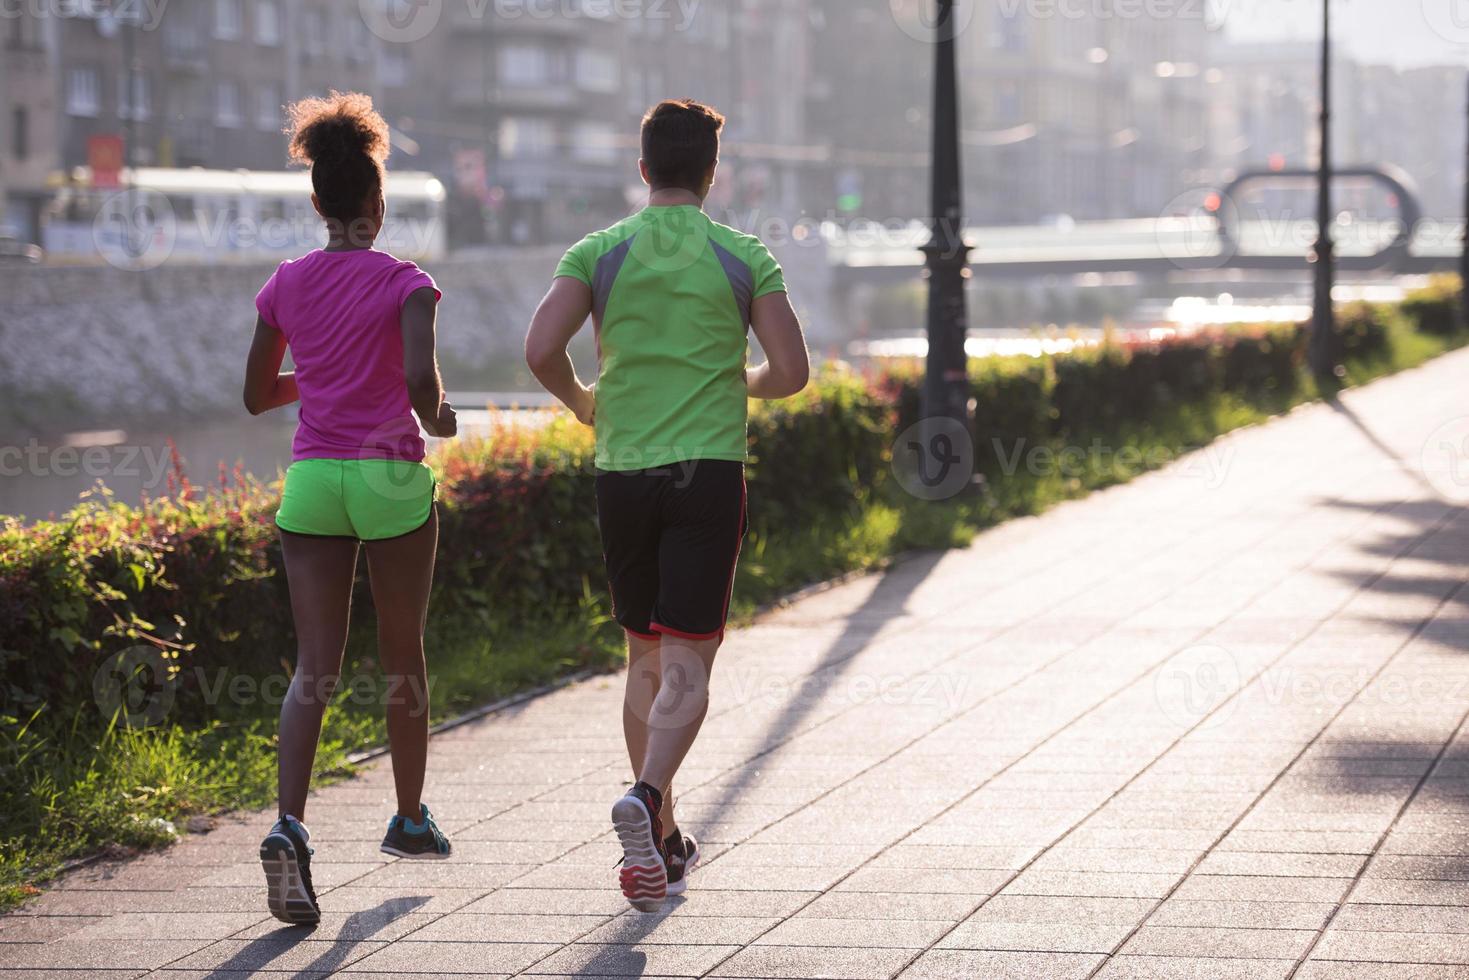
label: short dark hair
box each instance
[640,99,725,194]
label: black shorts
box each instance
[595,459,747,642]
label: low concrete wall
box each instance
[0,240,833,434]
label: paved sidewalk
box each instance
[5,349,1469,979]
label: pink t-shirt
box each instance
[255,248,440,462]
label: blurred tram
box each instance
[42,168,448,265]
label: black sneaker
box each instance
[665,830,700,896]
[612,781,669,912]
[380,804,452,860]
[260,815,319,925]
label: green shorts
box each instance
[276,458,437,541]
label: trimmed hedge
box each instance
[1,284,1460,727]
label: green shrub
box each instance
[1401,275,1462,337]
[1337,301,1393,364]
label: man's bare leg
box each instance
[637,635,719,795]
[623,633,679,835]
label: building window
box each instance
[255,0,280,45]
[499,45,550,87]
[575,49,617,93]
[304,9,326,56]
[118,70,152,121]
[571,121,616,164]
[66,67,101,117]
[256,83,281,130]
[214,0,243,40]
[347,14,372,63]
[499,117,555,160]
[380,45,409,87]
[12,107,28,161]
[216,81,243,128]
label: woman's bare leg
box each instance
[363,511,438,821]
[278,532,360,821]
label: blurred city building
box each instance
[0,0,1463,249]
[1,9,59,242]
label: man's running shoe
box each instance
[260,815,319,925]
[380,804,452,860]
[612,781,669,912]
[665,830,700,897]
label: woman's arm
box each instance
[242,316,299,415]
[525,277,596,425]
[401,286,456,438]
[747,291,811,400]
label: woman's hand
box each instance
[425,401,458,439]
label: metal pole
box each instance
[1308,0,1336,379]
[921,0,972,431]
[1461,70,1469,330]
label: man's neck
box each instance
[647,188,703,209]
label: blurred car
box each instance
[0,235,43,265]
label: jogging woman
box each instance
[242,91,454,925]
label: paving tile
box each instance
[343,940,558,973]
[523,941,741,976]
[1295,963,1469,979]
[897,949,1104,979]
[579,914,779,947]
[754,917,951,949]
[1093,956,1297,979]
[937,918,1135,953]
[0,939,208,971]
[1148,899,1335,930]
[1120,925,1317,960]
[1310,929,1469,964]
[708,944,915,979]
[163,934,388,974]
[1330,903,1469,933]
[398,912,605,944]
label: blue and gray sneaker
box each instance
[260,815,320,925]
[380,804,452,859]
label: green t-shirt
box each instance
[556,205,786,472]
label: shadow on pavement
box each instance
[683,548,947,836]
[197,895,429,978]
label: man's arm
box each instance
[746,291,810,400]
[242,316,299,415]
[525,276,596,425]
[401,286,456,438]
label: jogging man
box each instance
[525,98,810,912]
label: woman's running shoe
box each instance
[380,804,452,859]
[612,781,669,912]
[665,830,700,896]
[260,815,320,925]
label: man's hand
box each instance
[425,401,458,439]
[571,385,596,427]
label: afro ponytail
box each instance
[286,91,390,224]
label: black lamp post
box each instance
[1461,70,1469,330]
[921,0,972,431]
[1308,0,1337,380]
